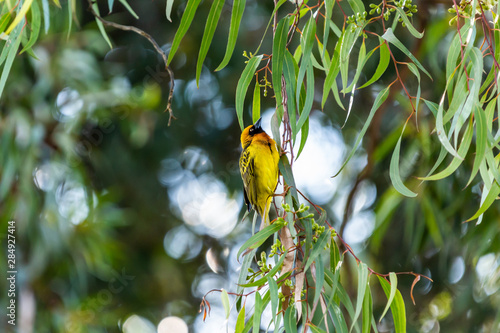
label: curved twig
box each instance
[87,0,176,125]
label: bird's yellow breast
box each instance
[239,132,279,219]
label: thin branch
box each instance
[86,0,176,125]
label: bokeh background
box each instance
[1,0,500,332]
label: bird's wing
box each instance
[239,149,257,212]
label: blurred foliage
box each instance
[1,0,500,332]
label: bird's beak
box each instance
[253,117,262,130]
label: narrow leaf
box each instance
[253,292,262,333]
[284,305,297,333]
[167,0,202,65]
[166,0,174,22]
[237,220,281,258]
[382,28,431,79]
[196,0,225,86]
[350,262,369,332]
[118,0,139,19]
[20,0,41,54]
[296,116,309,159]
[419,121,473,181]
[393,7,423,38]
[252,79,261,123]
[271,17,289,117]
[41,0,50,34]
[390,124,418,197]
[237,248,257,295]
[362,284,373,333]
[6,0,33,35]
[333,86,390,177]
[221,289,230,319]
[313,254,324,306]
[0,23,23,99]
[93,3,113,49]
[378,273,398,322]
[267,276,279,325]
[466,180,500,222]
[359,39,390,89]
[215,0,246,71]
[303,229,331,273]
[235,305,246,333]
[235,55,263,130]
[378,275,406,333]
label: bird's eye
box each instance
[249,127,254,134]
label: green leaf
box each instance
[304,229,330,274]
[0,13,11,34]
[392,7,423,38]
[235,55,262,130]
[467,104,490,186]
[165,0,174,22]
[93,2,113,49]
[221,289,230,319]
[283,50,298,139]
[296,16,316,108]
[237,248,257,295]
[296,116,309,159]
[235,305,246,333]
[296,59,314,134]
[271,111,282,149]
[6,0,33,35]
[419,120,473,181]
[340,24,362,92]
[239,254,289,289]
[313,253,324,307]
[390,124,418,197]
[196,0,225,86]
[378,273,397,322]
[310,325,328,333]
[0,22,23,99]
[284,305,297,333]
[406,62,421,117]
[20,0,41,54]
[252,0,287,56]
[237,221,282,258]
[382,28,431,79]
[321,33,342,109]
[351,262,369,332]
[215,0,246,71]
[347,0,364,13]
[66,0,73,41]
[322,0,334,56]
[108,0,115,12]
[331,302,349,333]
[253,292,262,333]
[333,86,390,177]
[252,79,261,123]
[167,0,202,65]
[362,284,373,333]
[466,180,500,222]
[118,0,139,19]
[378,275,406,333]
[359,40,390,89]
[279,154,298,199]
[343,39,367,127]
[272,17,290,118]
[267,276,279,325]
[343,38,373,94]
[41,0,50,34]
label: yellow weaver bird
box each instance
[239,118,280,226]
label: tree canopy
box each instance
[1,0,500,332]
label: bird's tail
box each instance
[259,196,273,229]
